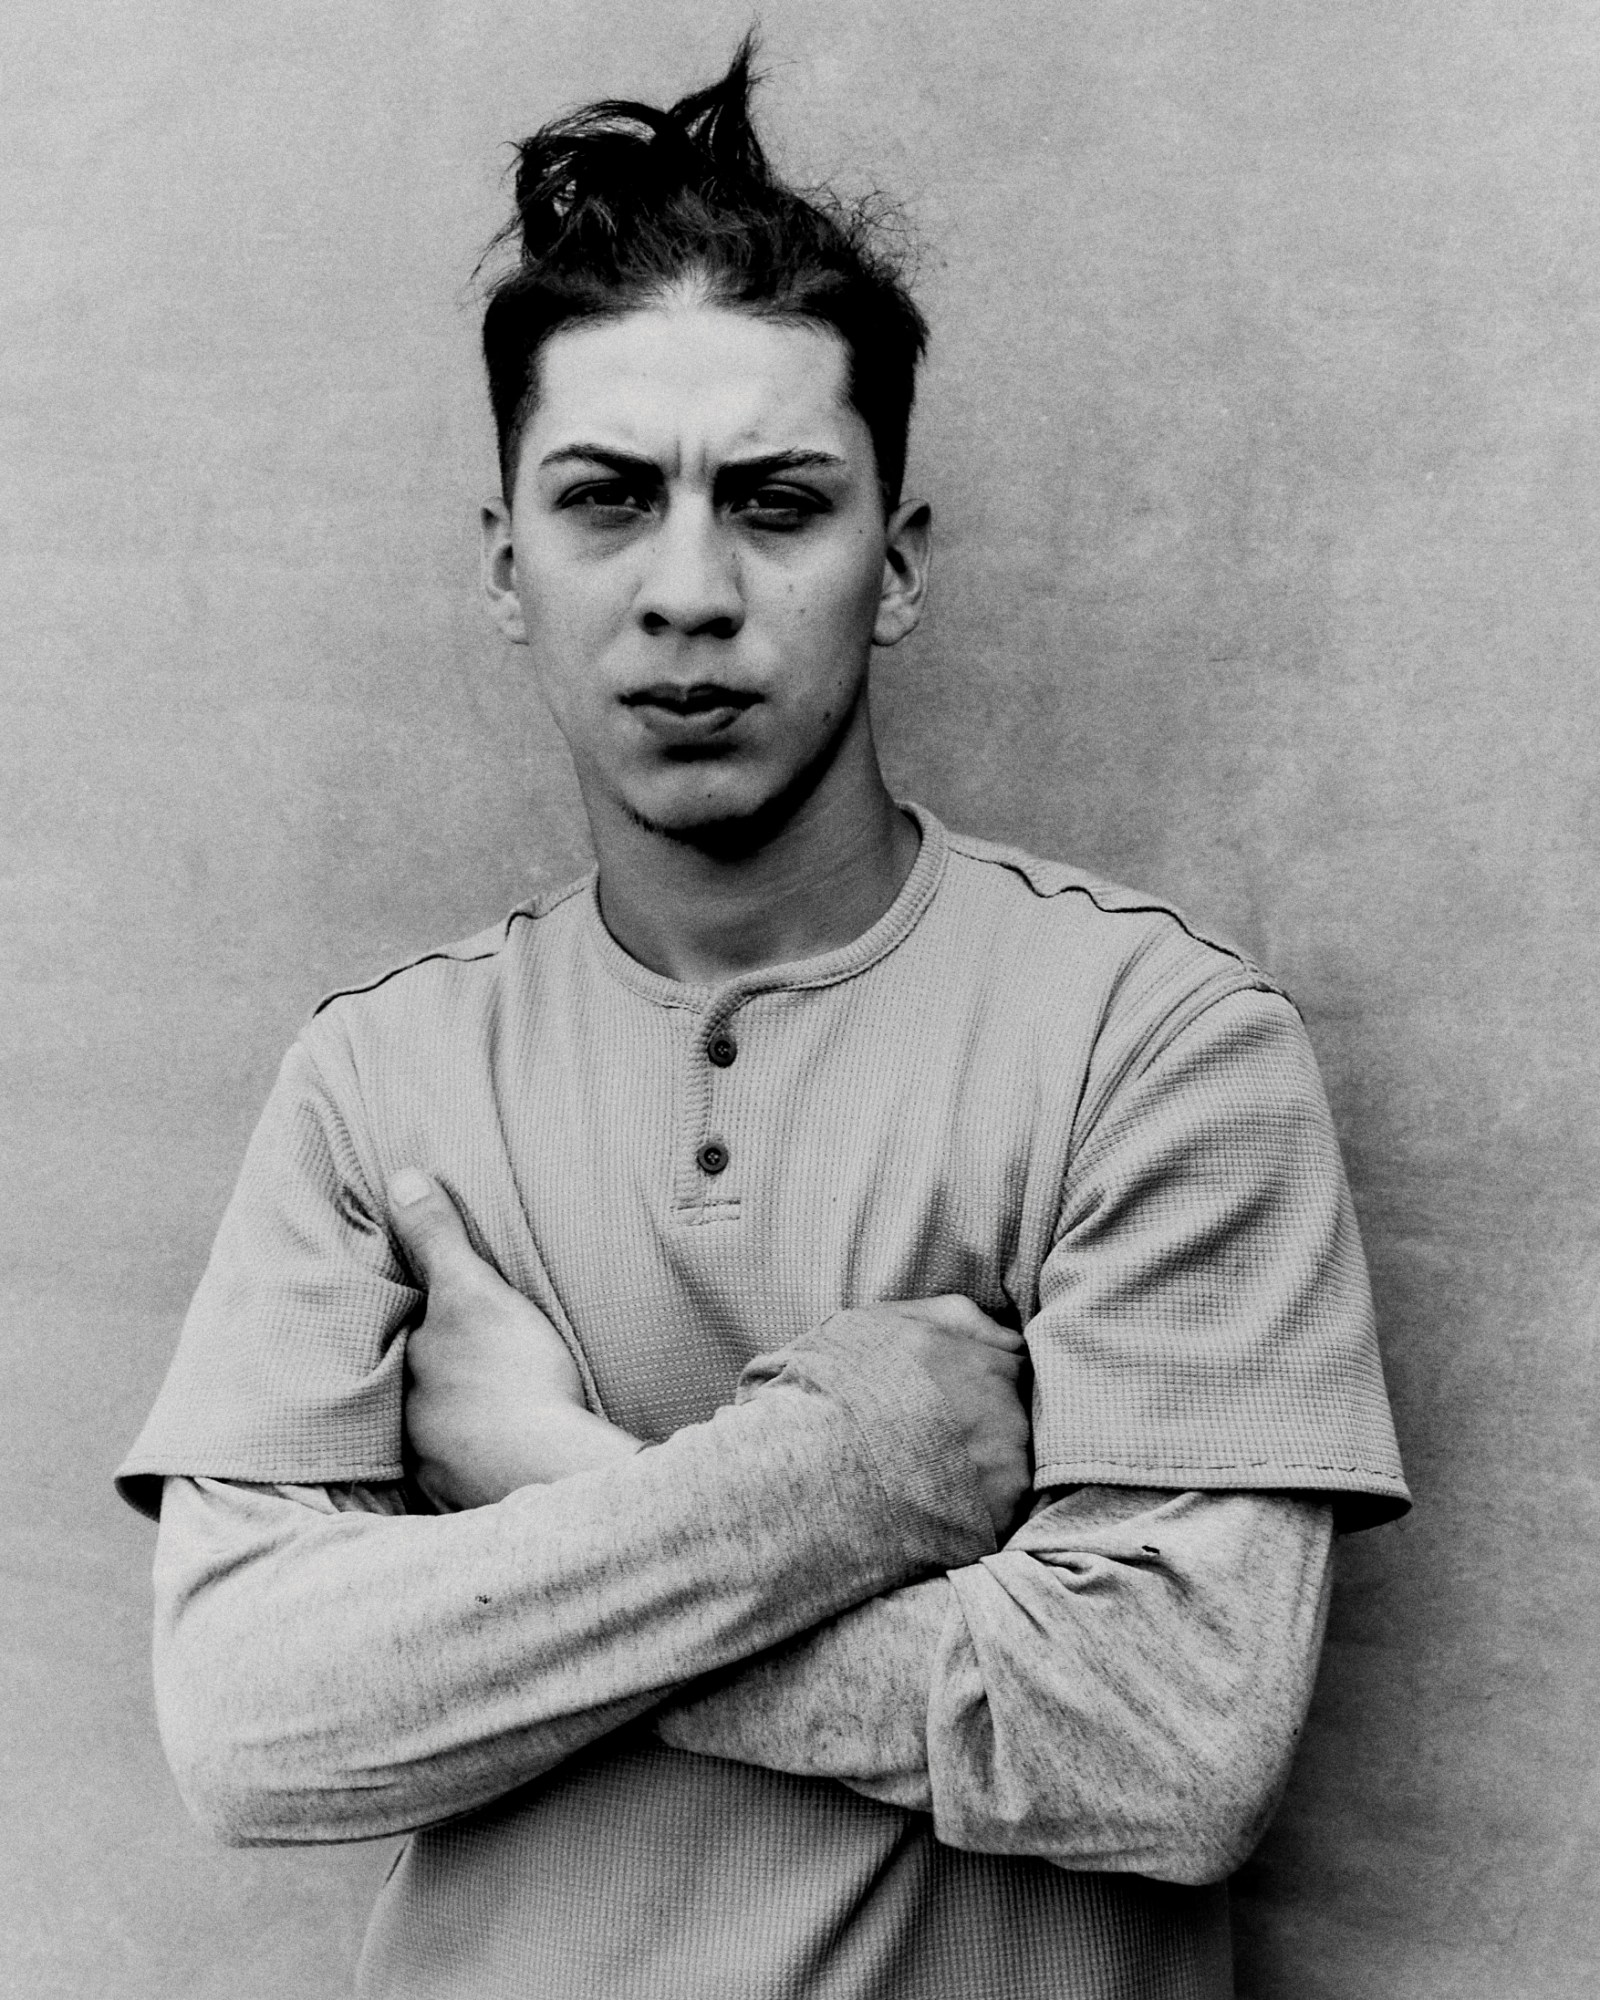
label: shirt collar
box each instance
[582,802,949,1009]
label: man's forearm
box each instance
[655,1574,946,1808]
[153,1320,995,1846]
[654,1487,1334,1885]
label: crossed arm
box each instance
[152,1173,1333,1885]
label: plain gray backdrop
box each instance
[4,2,1597,1995]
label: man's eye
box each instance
[562,482,653,523]
[732,488,825,531]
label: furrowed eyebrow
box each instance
[538,445,660,476]
[537,445,847,477]
[717,450,848,478]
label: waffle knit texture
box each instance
[122,804,1407,1997]
[121,805,1406,1519]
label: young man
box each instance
[121,47,1408,2000]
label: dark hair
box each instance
[480,36,928,508]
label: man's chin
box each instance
[610,692,865,862]
[623,791,793,861]
[621,757,836,862]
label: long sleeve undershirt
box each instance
[153,1320,1333,1887]
[652,1483,1332,1881]
[153,1317,998,1846]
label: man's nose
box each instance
[635,498,744,639]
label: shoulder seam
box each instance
[312,933,507,1016]
[311,876,589,1017]
[943,830,1285,998]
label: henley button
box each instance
[696,1141,730,1176]
[707,1033,738,1067]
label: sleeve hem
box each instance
[1031,1455,1411,1529]
[115,1459,408,1522]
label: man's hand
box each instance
[388,1169,642,1510]
[389,1174,1027,1531]
[865,1297,1032,1542]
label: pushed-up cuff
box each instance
[737,1309,997,1576]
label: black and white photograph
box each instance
[3,5,1595,1996]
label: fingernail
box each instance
[389,1169,433,1207]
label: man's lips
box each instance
[622,682,761,714]
[620,683,761,740]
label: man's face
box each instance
[483,301,927,842]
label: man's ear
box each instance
[872,497,932,648]
[481,497,528,646]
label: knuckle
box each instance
[914,1293,962,1322]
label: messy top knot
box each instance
[480,36,928,506]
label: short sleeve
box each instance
[1027,988,1409,1529]
[116,1040,416,1518]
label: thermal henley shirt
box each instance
[123,805,1408,2000]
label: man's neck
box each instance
[587,755,921,988]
